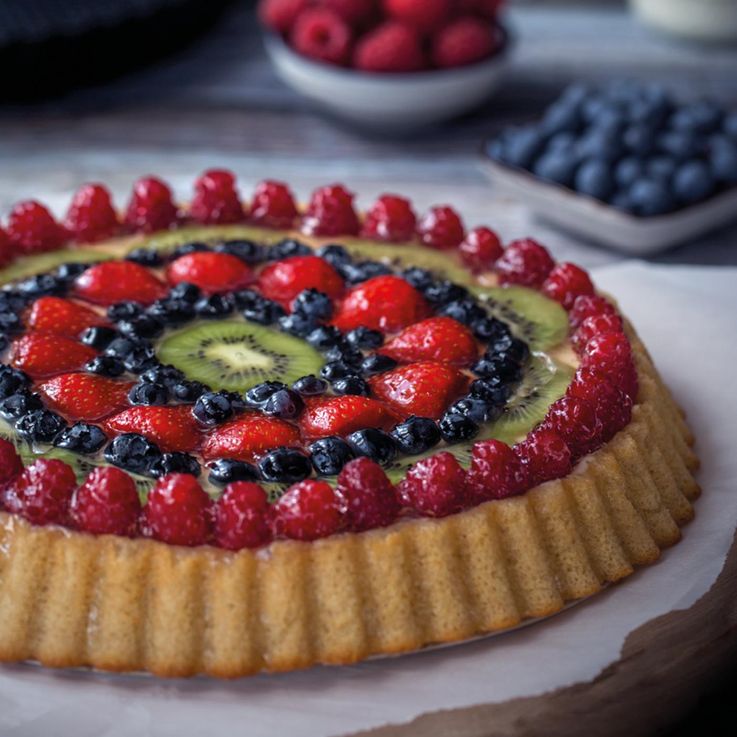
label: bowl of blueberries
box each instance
[481,79,737,254]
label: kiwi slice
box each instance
[0,248,112,286]
[133,225,286,255]
[157,320,324,393]
[471,285,569,351]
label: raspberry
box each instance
[494,238,554,287]
[416,205,465,250]
[383,0,451,34]
[71,467,141,536]
[572,313,624,353]
[302,184,360,236]
[214,482,273,550]
[541,262,595,310]
[568,369,633,440]
[0,438,23,486]
[543,395,603,459]
[190,169,244,225]
[459,0,505,18]
[465,439,529,503]
[0,227,14,267]
[582,331,632,378]
[64,183,119,243]
[272,479,343,541]
[336,457,399,531]
[353,22,424,73]
[514,428,571,486]
[6,200,66,254]
[258,0,308,34]
[141,473,212,546]
[569,294,617,329]
[320,0,375,26]
[458,226,503,272]
[291,8,352,66]
[125,176,178,233]
[432,17,496,69]
[397,452,466,517]
[361,194,417,242]
[12,459,77,527]
[249,180,299,229]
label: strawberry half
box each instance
[104,405,202,453]
[332,275,430,333]
[166,251,253,294]
[257,255,344,308]
[9,333,97,379]
[26,296,109,339]
[299,395,397,439]
[369,361,468,419]
[380,316,479,367]
[37,373,133,422]
[202,414,301,462]
[74,261,168,306]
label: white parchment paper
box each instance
[0,262,735,737]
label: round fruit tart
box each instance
[0,172,699,677]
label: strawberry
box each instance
[104,405,202,453]
[37,373,133,422]
[8,333,97,379]
[331,275,430,333]
[299,395,397,439]
[368,361,468,419]
[26,296,109,339]
[380,316,479,366]
[74,261,168,306]
[257,255,344,307]
[202,414,301,462]
[166,251,253,294]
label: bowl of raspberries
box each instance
[258,0,510,128]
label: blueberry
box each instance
[423,281,468,305]
[0,366,30,399]
[292,375,328,396]
[141,364,186,387]
[267,239,311,260]
[54,422,107,454]
[623,124,655,156]
[171,380,208,402]
[0,391,42,420]
[149,452,201,478]
[0,335,7,352]
[292,288,333,320]
[340,261,392,285]
[234,291,286,325]
[126,248,162,267]
[80,326,118,350]
[278,313,319,337]
[122,344,157,374]
[498,127,545,168]
[532,150,578,186]
[85,355,126,377]
[360,353,397,376]
[346,428,397,466]
[208,458,259,486]
[546,131,577,152]
[194,391,237,425]
[448,395,503,424]
[628,178,676,216]
[574,159,615,200]
[258,448,312,483]
[262,388,304,419]
[540,101,581,136]
[242,381,284,408]
[438,412,479,443]
[346,327,384,349]
[147,298,195,326]
[306,325,343,351]
[172,242,210,258]
[0,311,21,334]
[436,298,485,325]
[108,301,144,322]
[194,294,234,318]
[670,101,722,134]
[390,416,441,455]
[645,156,677,183]
[401,267,435,292]
[323,344,363,367]
[128,382,168,406]
[471,316,511,342]
[673,160,715,204]
[317,243,352,267]
[488,335,530,364]
[55,262,90,282]
[0,290,28,313]
[309,436,355,476]
[169,282,202,303]
[469,378,512,405]
[576,129,622,162]
[105,433,162,474]
[215,239,264,264]
[710,140,737,184]
[723,112,737,140]
[332,375,370,396]
[320,361,354,382]
[472,355,524,383]
[118,314,165,340]
[581,97,619,125]
[16,409,66,443]
[16,274,65,298]
[657,130,701,160]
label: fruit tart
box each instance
[0,173,699,677]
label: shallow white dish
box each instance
[264,32,511,129]
[479,153,737,255]
[630,0,737,42]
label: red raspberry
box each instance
[141,473,212,546]
[272,480,343,541]
[459,0,505,18]
[6,200,66,254]
[416,205,465,250]
[569,294,617,329]
[302,184,360,236]
[383,0,451,34]
[258,0,308,33]
[214,482,273,550]
[71,467,141,537]
[543,395,603,459]
[458,226,503,272]
[0,227,14,267]
[0,438,23,486]
[291,8,352,66]
[568,369,633,440]
[64,183,120,243]
[336,457,400,531]
[541,262,595,310]
[190,169,244,225]
[12,459,77,527]
[582,331,632,378]
[320,0,375,26]
[572,313,624,353]
[354,22,425,73]
[249,180,299,229]
[494,238,554,287]
[514,428,571,486]
[397,452,466,517]
[465,439,529,503]
[432,17,496,69]
[125,176,178,233]
[361,194,417,242]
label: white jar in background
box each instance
[630,0,737,42]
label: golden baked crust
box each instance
[0,333,699,678]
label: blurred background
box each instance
[0,0,736,732]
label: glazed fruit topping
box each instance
[416,205,465,250]
[337,457,399,531]
[202,414,301,462]
[104,405,202,453]
[166,252,253,294]
[302,184,360,237]
[494,238,555,287]
[64,183,119,242]
[458,226,503,273]
[300,394,396,438]
[466,439,529,503]
[8,458,77,526]
[125,176,178,233]
[380,316,478,367]
[249,180,299,229]
[214,481,273,550]
[272,479,343,541]
[38,373,133,422]
[9,333,97,378]
[258,255,344,307]
[361,194,417,242]
[190,169,244,225]
[71,467,141,537]
[397,452,467,518]
[74,261,168,306]
[541,262,595,310]
[514,427,571,486]
[6,200,66,254]
[26,296,109,339]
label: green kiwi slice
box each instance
[157,320,324,393]
[0,248,112,285]
[132,225,285,255]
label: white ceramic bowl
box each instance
[263,32,512,129]
[630,0,737,42]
